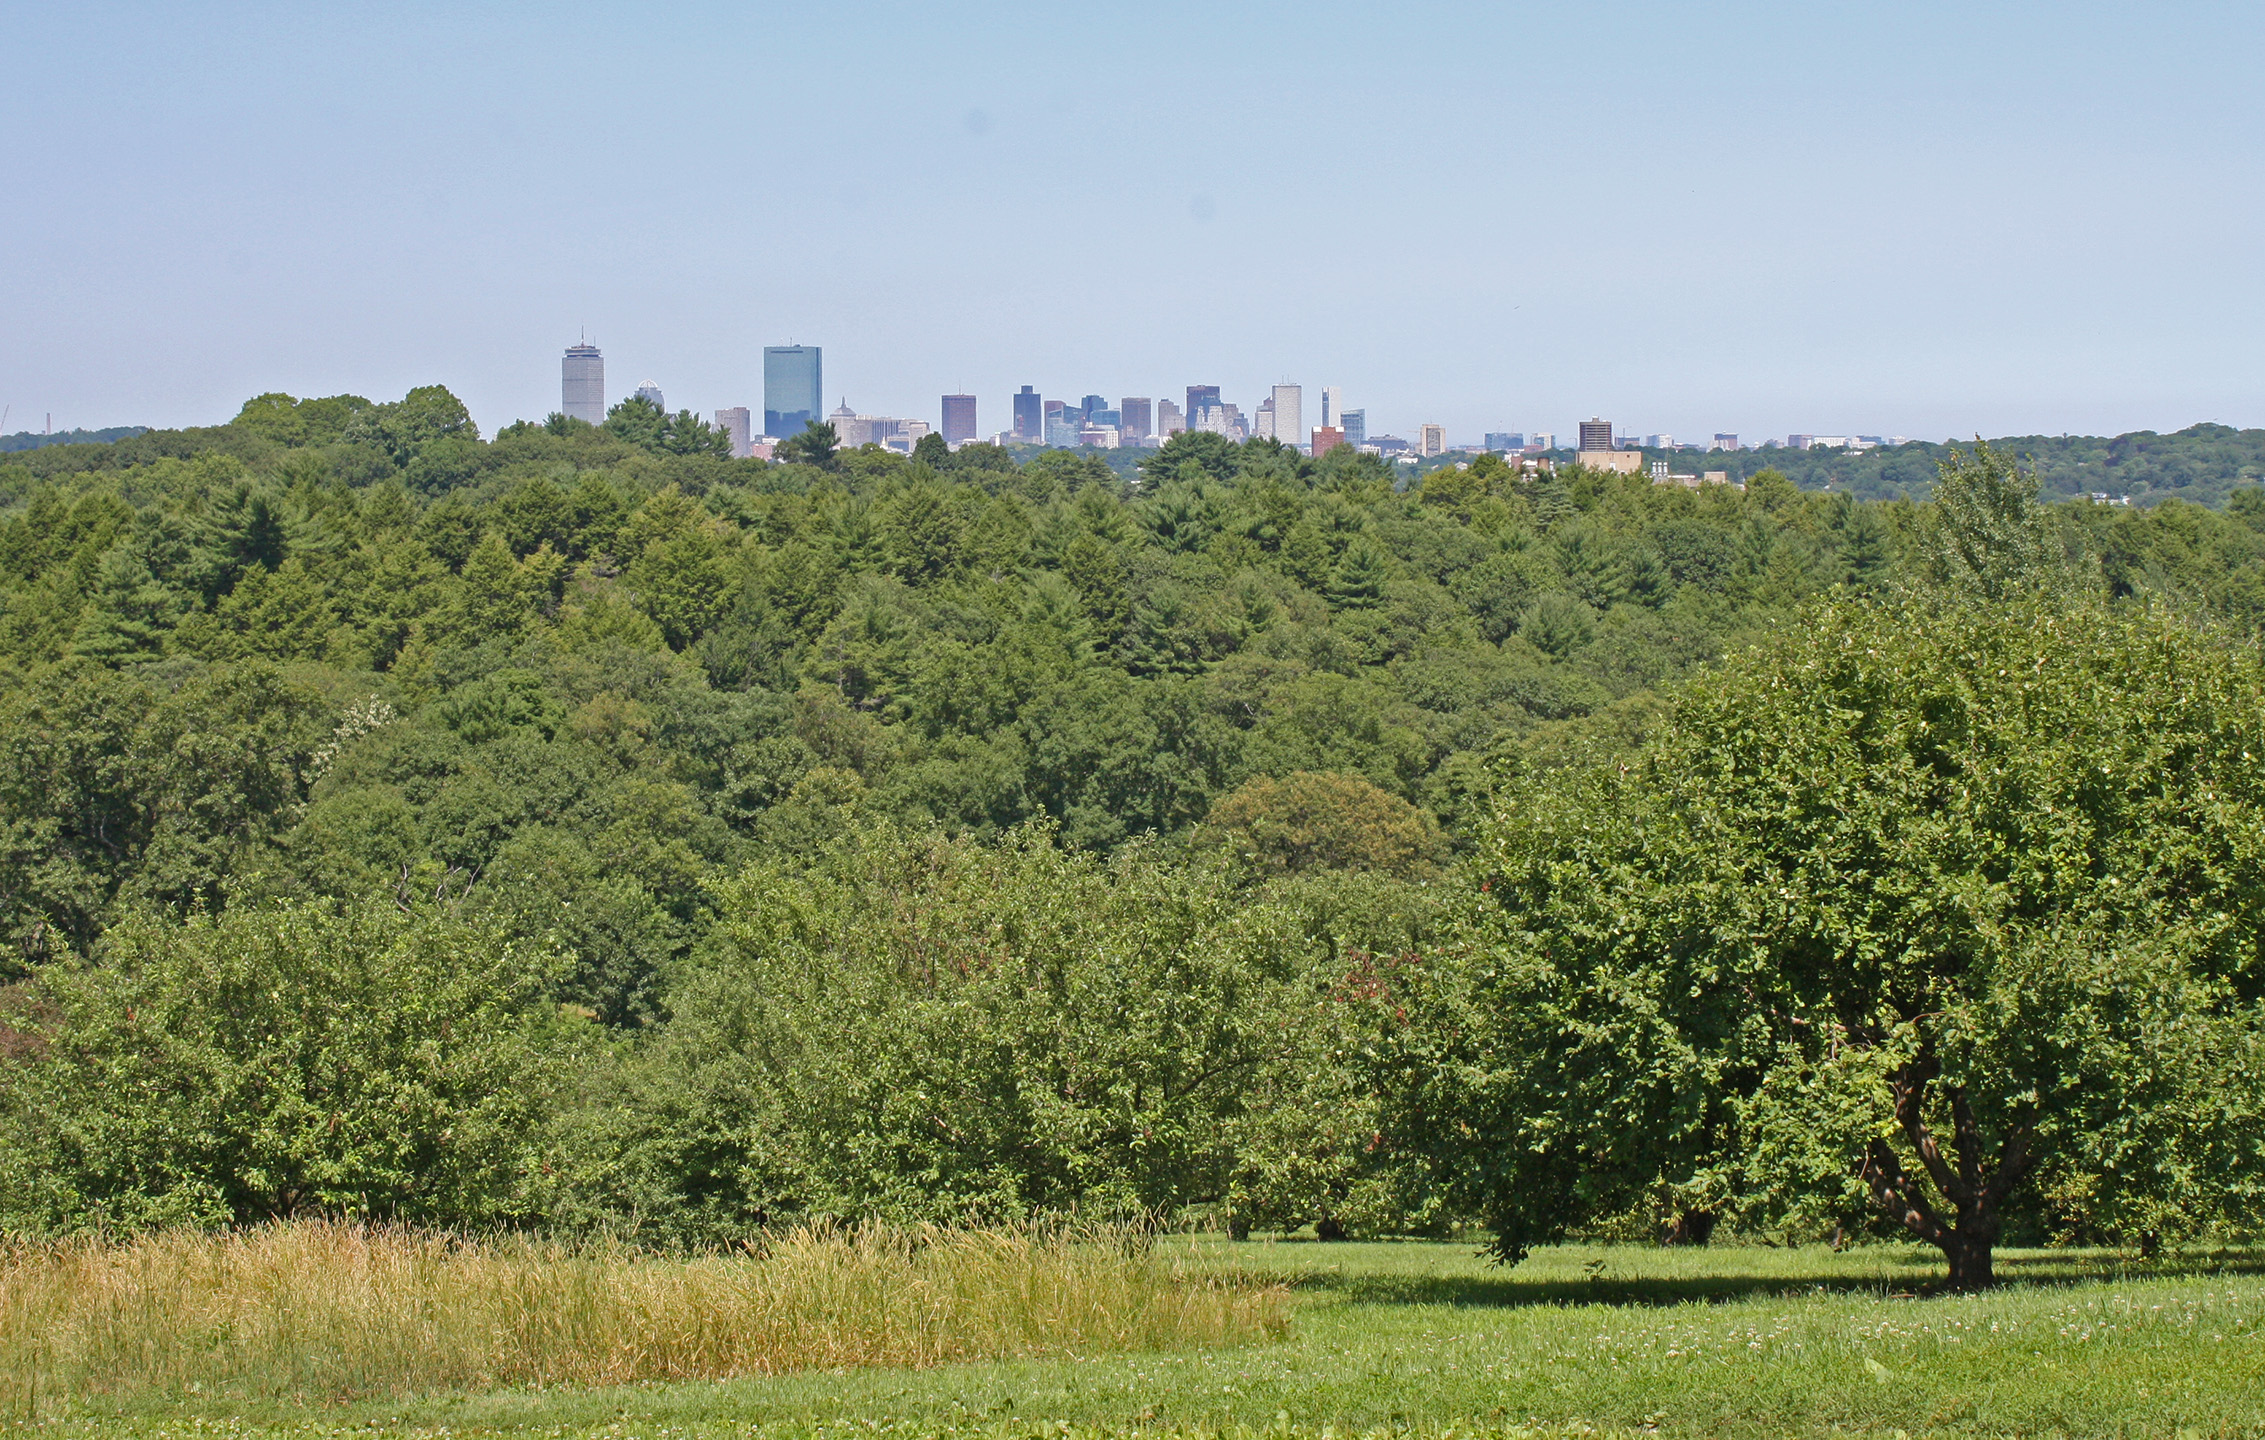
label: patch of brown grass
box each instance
[0,1220,1286,1406]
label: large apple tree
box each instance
[1379,590,2265,1287]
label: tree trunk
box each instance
[1940,1228,1996,1291]
[1860,1058,2035,1292]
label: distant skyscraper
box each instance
[1713,433,1739,451]
[1116,398,1151,441]
[1270,385,1302,451]
[1044,400,1080,447]
[1340,409,1365,447]
[941,394,978,446]
[1253,396,1276,440]
[1485,432,1523,452]
[1186,385,1220,421]
[1157,399,1185,436]
[1012,385,1042,442]
[1079,394,1106,423]
[763,345,822,438]
[1195,402,1245,441]
[1312,426,1345,459]
[1318,386,1343,430]
[1418,424,1446,458]
[1579,418,1615,452]
[561,343,605,424]
[634,381,665,410]
[715,406,752,458]
[1787,434,1816,450]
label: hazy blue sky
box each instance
[4,1,2261,444]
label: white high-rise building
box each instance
[634,381,665,410]
[1271,385,1302,452]
[561,343,605,424]
[1253,396,1276,440]
[1418,423,1446,458]
[1318,386,1344,430]
[1194,401,1243,439]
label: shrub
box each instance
[0,902,576,1233]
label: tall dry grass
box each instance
[0,1220,1285,1406]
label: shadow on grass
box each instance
[1276,1245,2265,1311]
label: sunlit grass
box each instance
[0,1220,1285,1409]
[12,1236,2265,1437]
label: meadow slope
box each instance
[17,1240,2263,1439]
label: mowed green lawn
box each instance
[40,1239,2265,1439]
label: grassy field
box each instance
[0,1222,1279,1415]
[11,1234,2265,1438]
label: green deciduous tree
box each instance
[1378,593,2265,1288]
[1207,770,1443,878]
[0,902,573,1231]
[600,826,1346,1238]
[1919,442,2071,600]
[356,385,479,470]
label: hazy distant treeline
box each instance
[1,425,150,454]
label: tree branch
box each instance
[1863,1136,1948,1246]
[1890,1062,1969,1207]
[1948,1085,1988,1201]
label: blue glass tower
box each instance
[763,345,822,439]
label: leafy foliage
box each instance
[3,389,2264,1249]
[1206,771,1443,877]
[1374,593,2265,1284]
[0,902,570,1231]
[568,824,1444,1242]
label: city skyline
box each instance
[557,339,1918,457]
[11,5,2261,446]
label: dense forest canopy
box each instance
[4,385,2264,1279]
